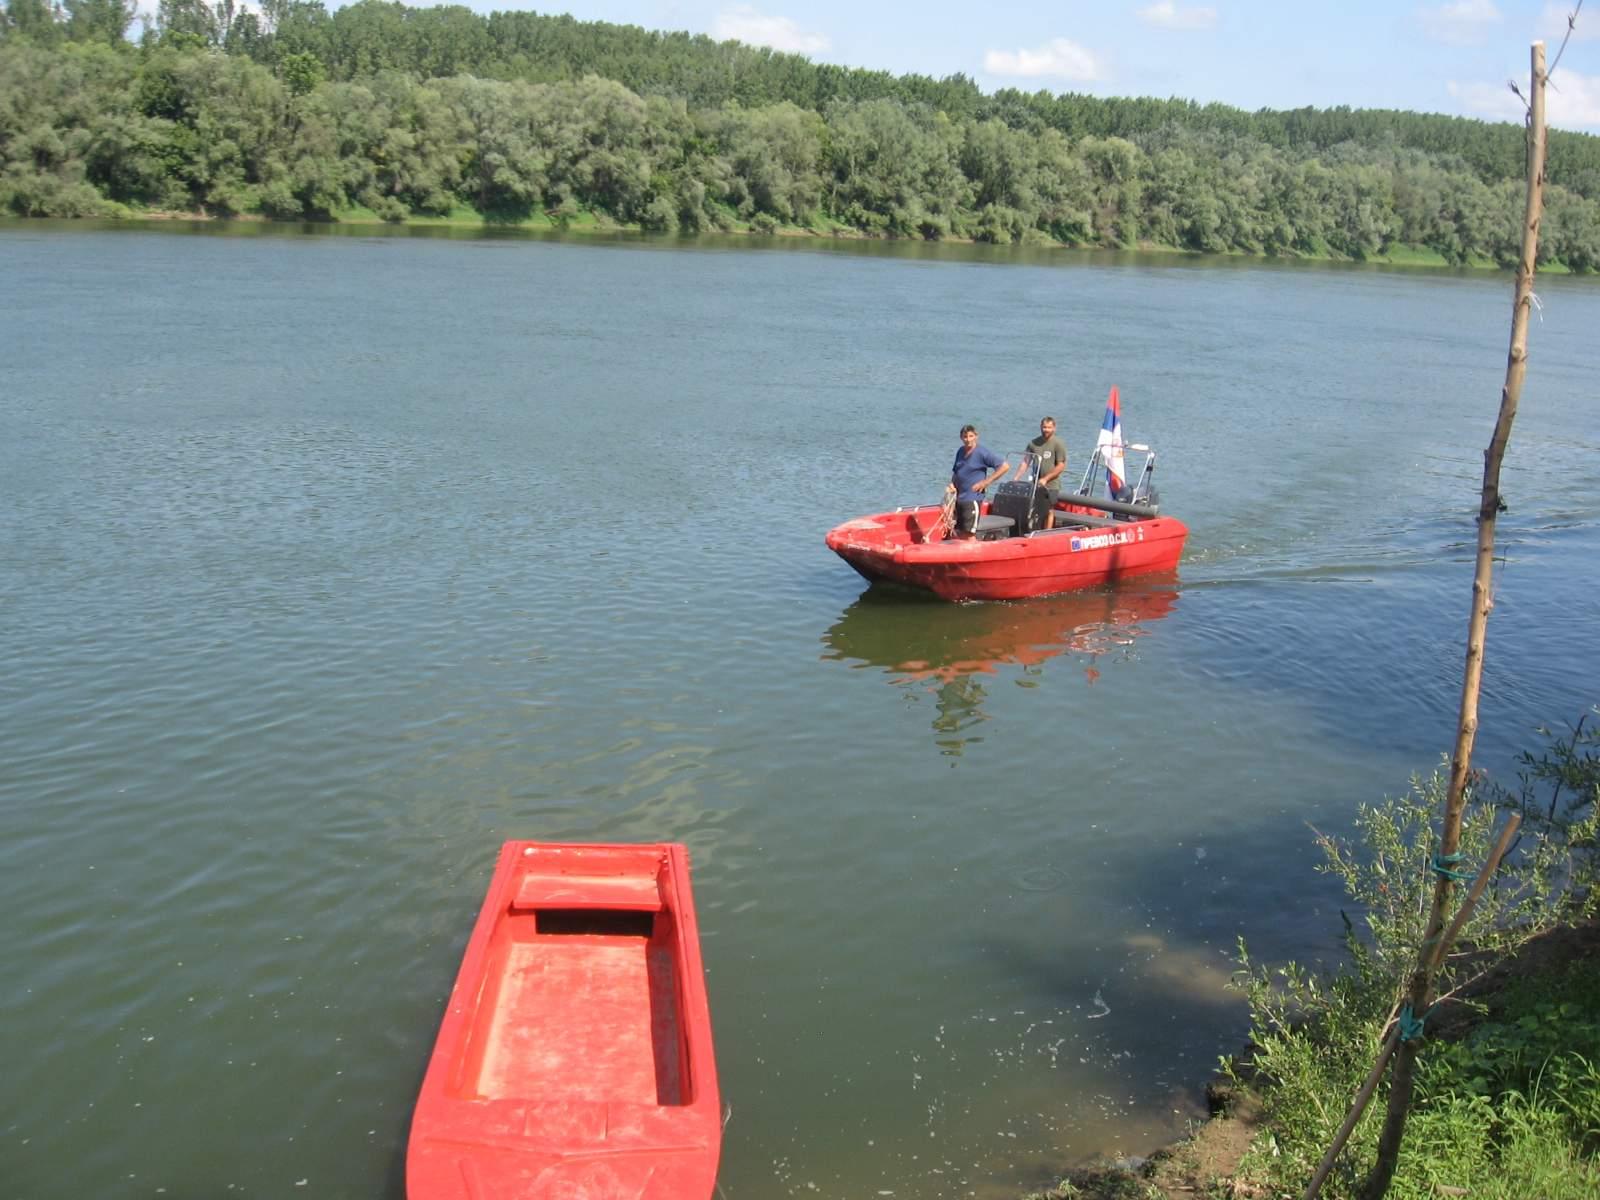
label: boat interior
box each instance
[452,846,695,1108]
[927,445,1164,542]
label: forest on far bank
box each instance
[5,0,1600,269]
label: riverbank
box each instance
[25,203,1573,274]
[1029,919,1600,1200]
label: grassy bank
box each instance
[1027,923,1600,1200]
[1028,719,1600,1200]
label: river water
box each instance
[2,222,1596,1199]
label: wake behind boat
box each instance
[825,390,1189,602]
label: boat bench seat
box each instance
[511,873,664,912]
[974,515,1014,539]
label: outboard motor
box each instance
[989,479,1052,534]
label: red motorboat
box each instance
[407,842,721,1200]
[826,500,1186,602]
[827,394,1187,603]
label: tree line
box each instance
[3,0,1599,269]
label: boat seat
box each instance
[974,514,1014,540]
[511,873,663,912]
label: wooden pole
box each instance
[1357,42,1547,1200]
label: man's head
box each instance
[960,425,978,450]
[1040,416,1057,438]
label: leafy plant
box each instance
[1228,721,1600,1198]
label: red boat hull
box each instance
[407,843,721,1200]
[825,504,1188,602]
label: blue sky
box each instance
[345,1,1600,131]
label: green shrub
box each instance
[1230,721,1600,1198]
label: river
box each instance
[2,221,1596,1199]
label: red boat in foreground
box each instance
[408,842,721,1200]
[827,396,1188,602]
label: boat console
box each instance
[985,446,1166,538]
[989,474,1053,535]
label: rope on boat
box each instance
[927,491,956,542]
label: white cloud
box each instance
[1547,70,1600,130]
[1446,78,1525,121]
[983,38,1103,82]
[1447,70,1600,131]
[712,6,830,54]
[1136,2,1218,31]
[1419,1,1502,47]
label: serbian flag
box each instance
[1096,386,1127,499]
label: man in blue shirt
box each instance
[947,424,1010,539]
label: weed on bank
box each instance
[1229,718,1600,1199]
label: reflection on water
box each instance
[821,579,1180,755]
[931,674,991,757]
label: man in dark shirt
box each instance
[948,425,1009,539]
[1024,416,1068,529]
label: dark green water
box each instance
[2,222,1597,1199]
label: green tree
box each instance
[153,0,213,44]
[824,98,970,238]
[1077,135,1144,245]
[366,73,463,216]
[1544,186,1600,273]
[1030,127,1095,244]
[278,48,323,95]
[63,0,135,45]
[959,118,1039,242]
[442,75,546,221]
[4,0,65,45]
[714,100,823,224]
[0,39,122,213]
[0,2,1586,253]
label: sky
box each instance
[309,0,1600,132]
